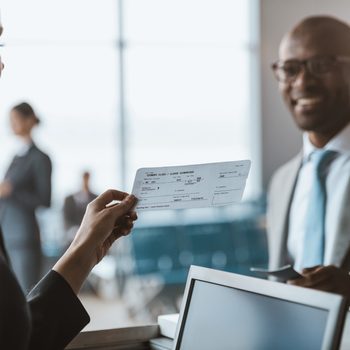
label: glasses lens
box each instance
[274,61,301,82]
[309,57,336,75]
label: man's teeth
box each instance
[296,97,323,106]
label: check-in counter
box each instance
[66,325,160,350]
[66,311,350,350]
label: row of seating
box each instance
[131,217,268,285]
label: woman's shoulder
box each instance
[29,144,52,163]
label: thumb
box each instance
[108,194,137,217]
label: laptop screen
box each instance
[176,280,329,350]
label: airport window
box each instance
[0,0,260,249]
[0,0,257,201]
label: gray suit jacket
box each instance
[63,191,97,231]
[0,143,52,247]
[267,152,350,271]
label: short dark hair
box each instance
[12,102,40,124]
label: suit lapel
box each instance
[325,155,350,266]
[277,154,302,266]
[268,154,302,269]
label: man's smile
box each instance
[291,95,325,113]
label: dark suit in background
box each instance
[0,227,89,350]
[0,143,52,292]
[63,191,97,240]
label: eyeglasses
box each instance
[271,55,350,83]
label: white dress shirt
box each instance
[288,122,350,271]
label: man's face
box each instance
[278,32,350,134]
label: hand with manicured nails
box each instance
[53,190,138,294]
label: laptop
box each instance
[172,266,347,350]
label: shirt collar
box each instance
[303,122,350,161]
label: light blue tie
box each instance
[301,149,337,269]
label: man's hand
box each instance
[0,181,12,198]
[287,265,350,298]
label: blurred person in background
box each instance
[0,102,52,292]
[63,171,97,243]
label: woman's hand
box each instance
[72,189,137,264]
[53,189,137,294]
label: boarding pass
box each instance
[131,160,251,211]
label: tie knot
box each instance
[311,149,337,173]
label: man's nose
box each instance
[292,65,318,89]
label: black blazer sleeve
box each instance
[1,228,90,350]
[27,270,90,350]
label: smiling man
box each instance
[267,16,350,298]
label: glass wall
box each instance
[124,1,253,195]
[0,0,120,198]
[0,0,258,203]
